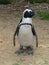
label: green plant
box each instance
[25,0,34,4]
[0,0,11,4]
[37,10,49,20]
[25,0,49,4]
[46,0,49,3]
[13,63,20,65]
[35,0,46,3]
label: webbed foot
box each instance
[15,47,24,54]
[26,47,33,55]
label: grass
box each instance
[0,0,11,4]
[47,47,49,48]
[0,0,18,4]
[25,0,49,4]
[13,63,20,65]
[37,10,49,20]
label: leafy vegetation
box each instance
[13,62,20,65]
[0,0,18,4]
[25,0,49,3]
[46,0,49,3]
[0,0,11,4]
[37,10,49,20]
[0,0,49,4]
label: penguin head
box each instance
[23,9,35,18]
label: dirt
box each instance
[0,5,49,65]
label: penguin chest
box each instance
[18,25,34,46]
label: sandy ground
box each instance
[0,10,49,65]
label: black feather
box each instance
[13,19,22,46]
[32,26,36,36]
[31,26,38,47]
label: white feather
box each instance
[18,18,34,46]
[20,17,32,24]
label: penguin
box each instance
[13,8,38,55]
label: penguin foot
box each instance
[15,47,24,54]
[26,47,33,55]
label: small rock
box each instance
[28,63,32,65]
[0,40,3,43]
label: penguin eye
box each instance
[24,11,29,18]
[24,11,28,15]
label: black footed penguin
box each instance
[13,8,38,55]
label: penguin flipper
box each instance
[32,26,38,47]
[32,26,36,36]
[13,25,20,46]
[13,19,22,46]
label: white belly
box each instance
[18,25,34,47]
